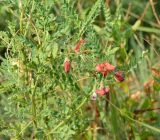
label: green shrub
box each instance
[0,0,160,140]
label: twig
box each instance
[124,3,132,21]
[149,0,160,25]
[140,2,150,21]
[123,9,160,28]
[106,0,110,7]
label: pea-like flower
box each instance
[95,87,110,96]
[96,62,115,77]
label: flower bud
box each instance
[91,92,97,100]
[74,38,85,53]
[114,71,125,82]
[64,58,71,73]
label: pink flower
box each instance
[96,62,115,77]
[95,64,104,72]
[64,58,71,73]
[103,62,115,72]
[96,64,107,77]
[95,87,110,96]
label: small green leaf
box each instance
[52,42,59,58]
[106,47,119,56]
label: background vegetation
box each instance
[0,0,160,139]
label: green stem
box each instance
[31,75,39,129]
[31,90,37,128]
[47,97,88,135]
[106,98,160,133]
[19,0,23,33]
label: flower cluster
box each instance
[63,38,125,100]
[95,62,125,83]
[93,62,125,99]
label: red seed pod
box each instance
[114,71,125,82]
[95,87,110,96]
[64,58,71,73]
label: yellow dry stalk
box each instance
[11,59,33,85]
[11,59,25,76]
